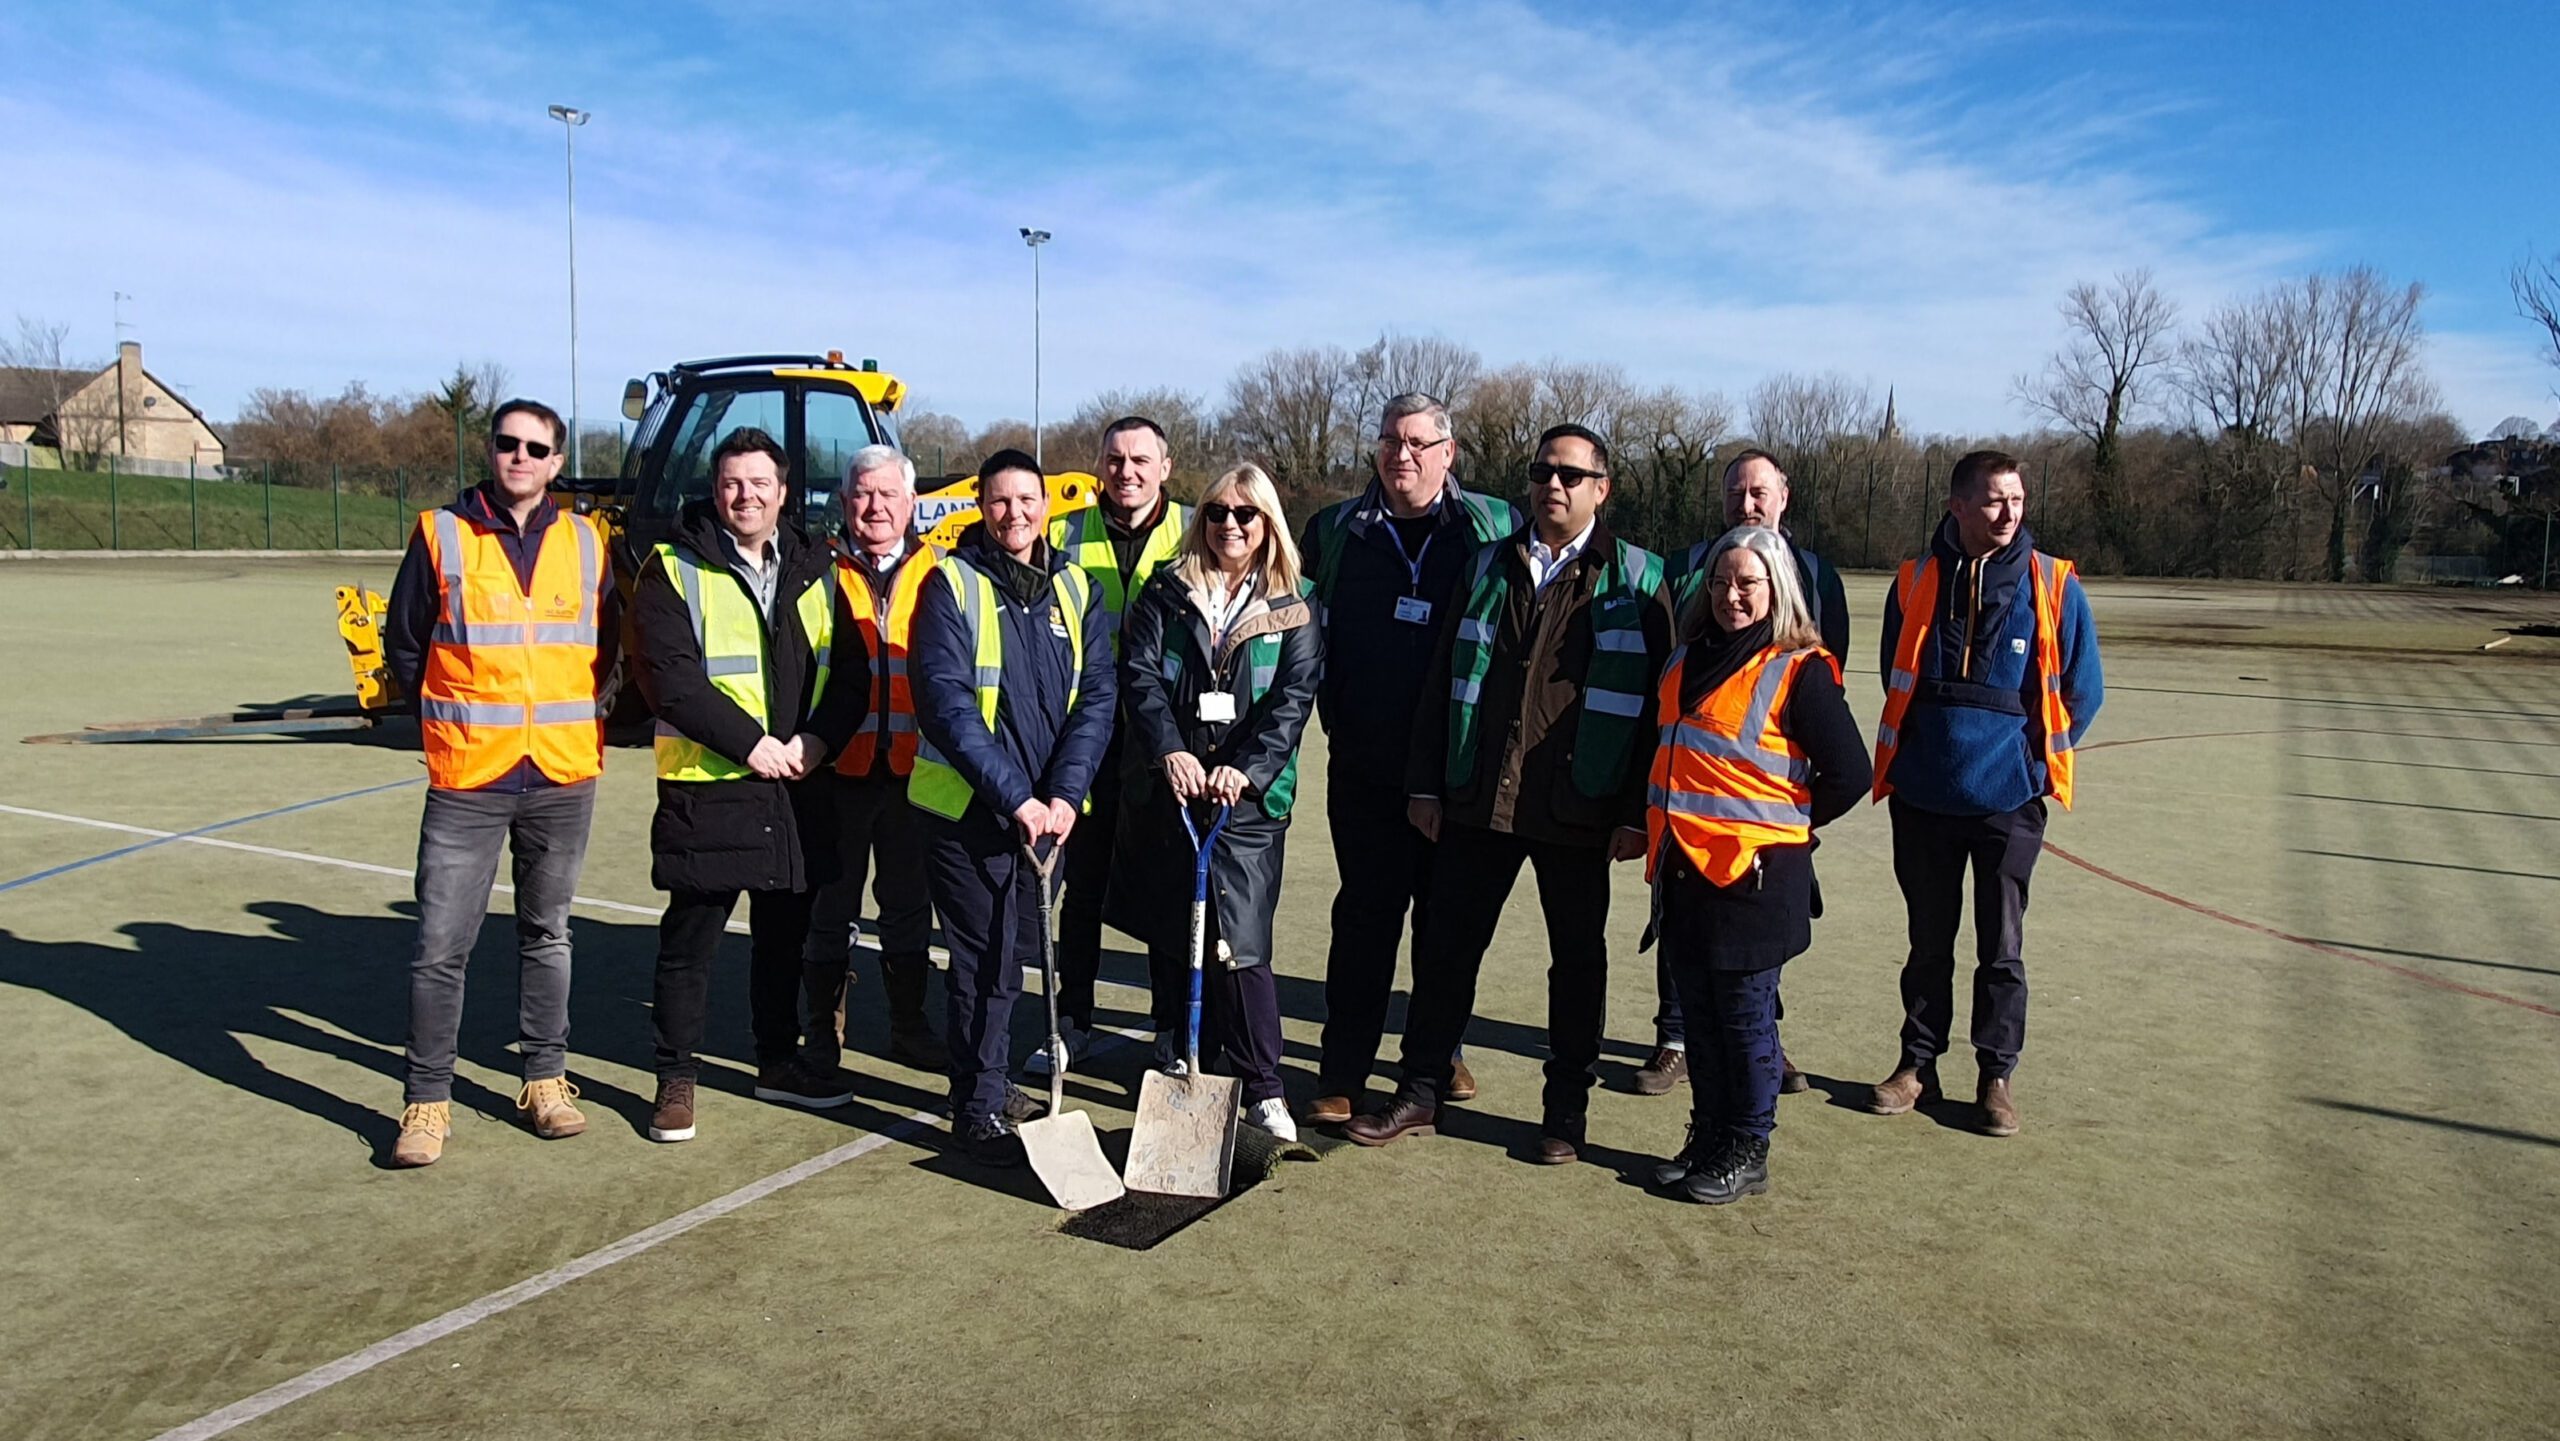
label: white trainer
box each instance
[1247,1098,1298,1142]
[1025,1023,1089,1078]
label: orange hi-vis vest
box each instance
[416,507,607,790]
[1644,644,1830,888]
[1872,551,2077,809]
[834,542,940,778]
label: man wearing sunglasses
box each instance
[1297,392,1516,1127]
[1039,416,1191,1076]
[1349,423,1674,1165]
[384,399,618,1167]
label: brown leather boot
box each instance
[1447,1057,1478,1103]
[1345,1094,1439,1146]
[1634,1047,1688,1095]
[1868,1061,1940,1115]
[1301,1093,1355,1127]
[1979,1075,2020,1137]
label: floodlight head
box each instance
[548,104,590,125]
[1020,227,1052,247]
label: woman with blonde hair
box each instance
[1107,463,1325,1140]
[1640,524,1869,1202]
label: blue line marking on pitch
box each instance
[0,776,425,895]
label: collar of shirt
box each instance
[720,527,778,574]
[1525,517,1597,591]
[852,536,907,575]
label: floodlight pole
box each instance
[549,104,590,479]
[1020,227,1051,465]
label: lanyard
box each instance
[1381,505,1437,595]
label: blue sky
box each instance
[4,0,2552,440]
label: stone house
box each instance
[0,342,225,467]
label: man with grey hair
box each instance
[800,442,948,1074]
[1296,392,1517,1126]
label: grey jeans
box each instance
[404,780,598,1103]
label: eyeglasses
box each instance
[491,434,557,460]
[1377,435,1451,458]
[1202,502,1264,528]
[1528,461,1605,488]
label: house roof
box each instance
[0,367,95,425]
[0,361,222,441]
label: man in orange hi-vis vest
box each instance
[382,398,617,1168]
[801,444,949,1076]
[1866,449,2103,1139]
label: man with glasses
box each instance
[1348,423,1673,1164]
[1040,417,1191,1074]
[1296,393,1516,1127]
[384,399,617,1167]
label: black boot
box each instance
[1678,1135,1770,1205]
[1651,1122,1729,1189]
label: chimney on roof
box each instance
[119,340,141,367]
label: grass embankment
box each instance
[0,467,458,550]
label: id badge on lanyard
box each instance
[1388,518,1435,625]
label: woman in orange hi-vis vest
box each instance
[1640,525,1869,1205]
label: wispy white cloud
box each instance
[2,0,2547,442]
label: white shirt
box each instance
[1525,518,1597,592]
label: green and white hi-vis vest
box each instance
[653,543,834,783]
[1445,537,1663,800]
[1156,584,1312,819]
[1309,484,1514,604]
[907,556,1096,822]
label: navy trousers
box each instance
[1665,958,1785,1142]
[924,815,1045,1126]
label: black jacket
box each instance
[1651,657,1871,969]
[908,525,1119,831]
[1105,567,1323,969]
[632,501,866,894]
[1299,480,1515,792]
[1407,520,1677,846]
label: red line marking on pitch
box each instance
[2048,724,2559,1018]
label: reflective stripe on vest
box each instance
[651,543,836,783]
[907,557,1094,821]
[836,546,940,778]
[1644,645,1823,887]
[1870,551,2078,809]
[416,508,606,790]
[1050,502,1188,650]
[1444,537,1663,799]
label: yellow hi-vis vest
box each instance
[908,555,1094,821]
[651,543,835,783]
[1049,500,1189,651]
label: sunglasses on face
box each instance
[1202,502,1264,528]
[1528,461,1605,488]
[491,434,557,460]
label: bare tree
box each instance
[1348,333,1484,432]
[1052,387,1226,497]
[891,407,972,477]
[1224,344,1360,499]
[1747,372,1879,550]
[2174,293,2298,576]
[1453,364,1545,503]
[2513,247,2560,394]
[2014,270,2180,561]
[1,315,113,465]
[2275,267,2434,581]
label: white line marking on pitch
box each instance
[146,1109,943,1441]
[0,801,737,929]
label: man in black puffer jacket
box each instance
[632,427,865,1144]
